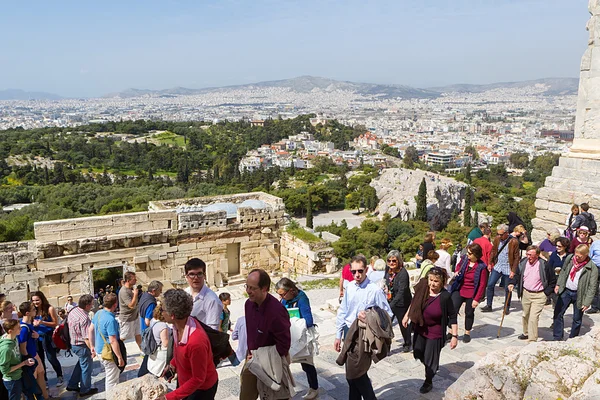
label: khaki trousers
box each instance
[239,361,258,400]
[522,289,546,341]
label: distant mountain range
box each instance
[0,89,63,101]
[0,76,580,100]
[105,76,580,99]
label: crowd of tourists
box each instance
[0,203,597,400]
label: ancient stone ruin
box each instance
[532,0,600,242]
[0,192,289,306]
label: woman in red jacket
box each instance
[159,289,218,400]
[449,243,489,343]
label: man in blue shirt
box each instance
[334,254,392,400]
[89,293,123,397]
[585,240,600,314]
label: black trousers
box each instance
[137,354,149,377]
[185,381,218,400]
[301,363,318,390]
[391,306,411,345]
[450,291,475,331]
[347,373,376,400]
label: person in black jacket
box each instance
[507,245,557,342]
[403,267,458,394]
[385,250,412,352]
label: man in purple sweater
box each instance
[240,269,291,400]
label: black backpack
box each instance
[585,214,597,236]
[193,317,233,365]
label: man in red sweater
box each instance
[158,289,218,400]
[473,227,493,267]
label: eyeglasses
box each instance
[244,284,260,291]
[277,289,290,297]
[350,269,364,275]
[186,272,205,279]
[387,259,398,263]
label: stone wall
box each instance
[280,232,336,275]
[0,192,285,307]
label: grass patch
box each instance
[154,131,186,147]
[301,278,339,291]
[286,220,323,243]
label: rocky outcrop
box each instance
[110,374,168,400]
[370,168,467,230]
[445,327,600,399]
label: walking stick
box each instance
[497,294,511,338]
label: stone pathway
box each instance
[46,284,598,399]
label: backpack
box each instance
[53,317,71,351]
[140,321,159,356]
[193,317,234,365]
[584,214,597,236]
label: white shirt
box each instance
[232,316,247,362]
[435,249,453,278]
[185,284,223,330]
[335,277,392,339]
[566,267,584,291]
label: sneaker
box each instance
[585,308,599,314]
[518,334,529,340]
[463,334,471,343]
[66,387,80,392]
[80,388,99,397]
[419,381,433,394]
[401,344,412,353]
[302,388,319,400]
[480,305,493,312]
[56,376,64,387]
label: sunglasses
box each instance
[351,269,364,275]
[387,259,398,263]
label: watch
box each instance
[451,334,458,338]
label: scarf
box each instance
[569,256,589,281]
[172,316,198,346]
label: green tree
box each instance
[464,145,479,160]
[463,189,472,227]
[306,189,314,229]
[403,146,419,169]
[415,178,427,222]
[510,152,530,169]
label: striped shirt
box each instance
[68,306,91,346]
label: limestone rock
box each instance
[109,374,168,400]
[370,168,467,230]
[445,327,600,400]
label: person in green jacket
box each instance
[553,244,599,341]
[0,319,36,400]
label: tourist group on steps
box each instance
[0,203,597,400]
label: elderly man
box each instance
[158,289,218,400]
[335,254,392,400]
[481,224,521,314]
[508,245,556,342]
[240,269,291,400]
[65,295,98,396]
[137,280,163,377]
[553,244,599,341]
[184,258,223,330]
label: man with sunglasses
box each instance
[184,258,223,330]
[334,254,392,400]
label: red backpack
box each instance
[52,313,71,351]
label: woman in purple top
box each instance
[403,267,458,394]
[539,228,561,254]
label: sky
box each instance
[0,0,590,98]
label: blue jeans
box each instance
[486,269,512,309]
[38,333,63,380]
[67,345,93,393]
[553,288,584,340]
[3,379,34,400]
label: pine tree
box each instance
[465,163,472,184]
[473,210,479,228]
[415,178,428,222]
[463,189,472,227]
[306,190,314,229]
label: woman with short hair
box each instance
[386,251,412,352]
[418,251,440,280]
[159,289,218,400]
[449,243,489,343]
[275,278,318,400]
[539,228,561,254]
[435,239,453,278]
[569,226,593,253]
[565,204,580,240]
[146,303,171,378]
[553,244,599,341]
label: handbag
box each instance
[98,311,115,361]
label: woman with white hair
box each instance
[539,228,561,254]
